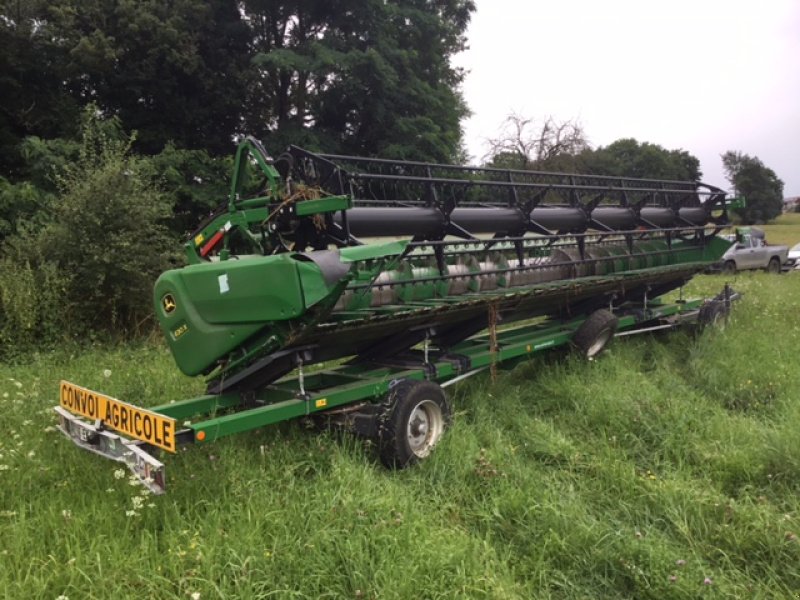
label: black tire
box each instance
[722,260,737,275]
[572,309,618,359]
[766,257,781,274]
[378,379,450,469]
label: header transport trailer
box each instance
[56,137,738,494]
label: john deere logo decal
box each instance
[162,294,177,314]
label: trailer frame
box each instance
[54,286,737,494]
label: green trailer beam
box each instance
[180,297,704,445]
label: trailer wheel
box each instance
[572,309,618,359]
[766,257,781,274]
[722,260,737,275]
[378,380,450,469]
[698,300,728,329]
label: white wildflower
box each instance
[13,381,22,388]
[125,510,138,517]
[55,595,69,600]
[62,509,72,519]
[191,592,201,600]
[0,465,9,471]
[27,450,35,458]
[131,496,144,509]
[113,469,125,479]
[103,369,112,378]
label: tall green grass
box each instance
[2,271,800,598]
[758,212,800,247]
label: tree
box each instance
[244,0,474,161]
[722,151,784,224]
[1,0,252,176]
[0,109,178,347]
[0,0,81,178]
[47,0,253,155]
[580,139,702,181]
[484,113,589,170]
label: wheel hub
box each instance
[406,399,443,457]
[410,415,428,438]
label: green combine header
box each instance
[56,137,737,493]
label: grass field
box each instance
[3,237,800,597]
[725,211,800,247]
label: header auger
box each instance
[57,136,738,493]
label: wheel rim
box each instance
[406,399,444,458]
[586,328,612,358]
[768,259,779,273]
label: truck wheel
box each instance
[722,260,736,275]
[572,309,618,359]
[766,257,781,274]
[378,379,450,469]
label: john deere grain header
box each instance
[56,137,737,493]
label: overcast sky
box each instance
[453,0,800,197]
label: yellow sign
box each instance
[59,381,177,453]
[162,294,176,314]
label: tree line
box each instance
[484,115,785,224]
[1,0,474,240]
[2,0,473,167]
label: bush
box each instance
[0,259,68,356]
[0,110,179,356]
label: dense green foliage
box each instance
[722,151,785,224]
[2,272,800,598]
[0,112,177,355]
[484,124,703,182]
[582,138,702,182]
[246,0,473,160]
[0,0,473,170]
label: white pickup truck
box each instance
[717,227,789,274]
